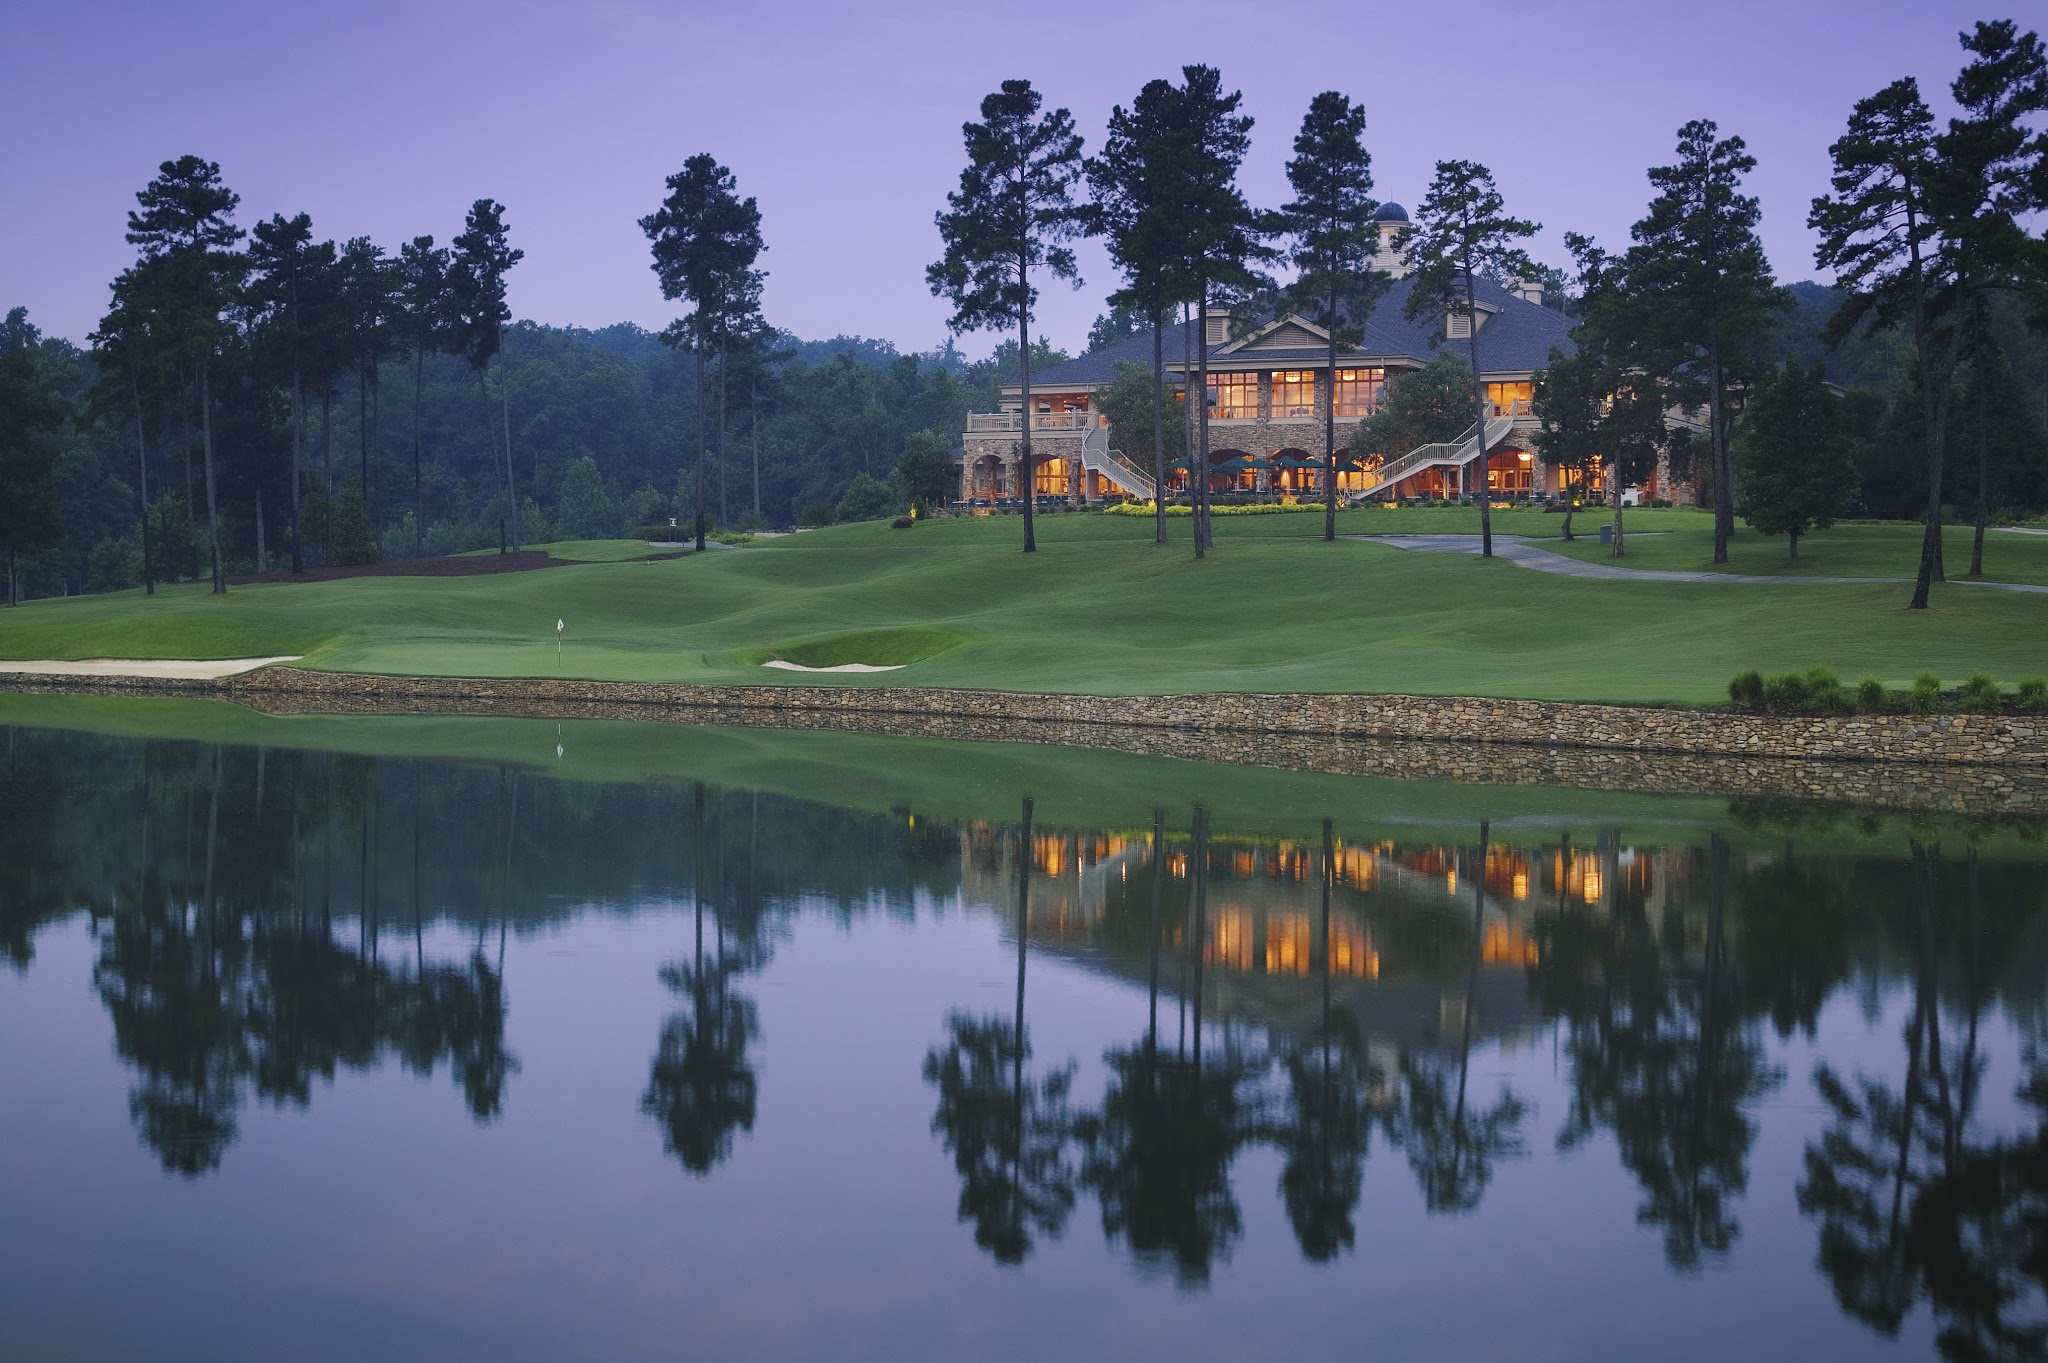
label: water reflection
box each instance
[8,721,2048,1357]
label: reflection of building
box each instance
[954,822,1700,1052]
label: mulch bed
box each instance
[231,551,568,585]
[229,548,688,586]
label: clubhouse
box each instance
[955,204,1688,508]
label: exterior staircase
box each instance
[1348,416,1517,502]
[1082,423,1157,499]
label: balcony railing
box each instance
[965,411,1099,433]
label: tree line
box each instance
[1,26,2043,606]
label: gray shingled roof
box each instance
[1024,275,1575,389]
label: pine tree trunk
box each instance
[290,359,303,573]
[750,372,762,520]
[693,343,707,552]
[256,490,266,574]
[370,362,383,546]
[1707,323,1731,564]
[413,338,425,560]
[130,366,155,596]
[359,353,370,499]
[322,388,334,564]
[1789,528,1800,562]
[1150,313,1167,546]
[1019,301,1036,555]
[479,370,500,554]
[1195,286,1211,557]
[499,324,520,554]
[1466,271,1492,558]
[200,356,225,594]
[1561,469,1576,541]
[5,549,14,607]
[1610,458,1624,558]
[1970,362,1988,577]
[1323,305,1338,542]
[717,342,729,528]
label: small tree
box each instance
[555,455,616,539]
[929,80,1086,554]
[1347,354,1472,471]
[896,431,956,514]
[1279,91,1389,541]
[1095,359,1186,481]
[1736,363,1860,561]
[1531,348,1604,541]
[1399,160,1538,557]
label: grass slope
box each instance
[1543,516,2048,585]
[1,510,2043,704]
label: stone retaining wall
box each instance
[7,667,2044,767]
[5,667,2046,816]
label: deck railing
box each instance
[965,411,1098,433]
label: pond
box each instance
[2,706,2044,1361]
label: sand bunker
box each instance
[760,660,905,674]
[0,656,301,679]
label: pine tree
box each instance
[1400,161,1538,557]
[449,199,524,553]
[928,80,1086,554]
[1630,121,1785,565]
[1279,92,1388,541]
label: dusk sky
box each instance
[0,0,2008,356]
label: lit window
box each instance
[1209,373,1257,419]
[1271,371,1316,419]
[1334,369,1384,418]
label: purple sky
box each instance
[0,0,2006,356]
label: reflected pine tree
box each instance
[1801,846,2048,1357]
[91,747,517,1175]
[1270,819,1373,1261]
[1389,823,1528,1214]
[643,783,761,1175]
[1546,834,1783,1268]
[924,797,1077,1264]
[1079,806,1257,1286]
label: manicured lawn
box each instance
[1541,513,2048,586]
[2,511,2043,704]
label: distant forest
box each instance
[1,277,2043,601]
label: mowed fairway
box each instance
[1,509,2043,704]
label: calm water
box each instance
[3,720,2047,1362]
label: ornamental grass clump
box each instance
[1761,672,1810,710]
[2019,679,2048,712]
[1729,670,1765,707]
[1910,673,1942,715]
[1803,667,1851,714]
[1960,673,2005,713]
[1856,677,1888,712]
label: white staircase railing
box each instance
[1081,423,1156,499]
[1348,416,1516,501]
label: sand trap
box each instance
[0,655,301,679]
[760,659,905,673]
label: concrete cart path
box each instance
[1350,534,2048,593]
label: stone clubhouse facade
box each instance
[955,204,1691,509]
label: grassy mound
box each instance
[747,626,969,668]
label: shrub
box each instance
[1856,677,1888,712]
[2018,678,2047,712]
[836,473,901,523]
[1910,673,1942,715]
[796,499,836,529]
[890,515,914,530]
[1762,672,1810,710]
[1729,669,1765,707]
[1960,673,2004,713]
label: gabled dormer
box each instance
[1444,298,1504,341]
[1214,314,1332,355]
